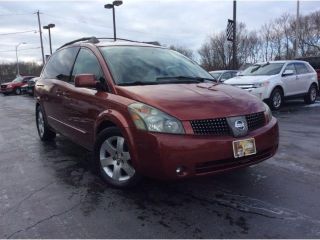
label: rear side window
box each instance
[42,47,79,82]
[295,63,311,74]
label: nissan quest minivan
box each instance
[35,38,279,187]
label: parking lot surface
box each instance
[0,94,320,238]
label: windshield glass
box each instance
[12,76,23,83]
[241,63,284,76]
[100,46,214,85]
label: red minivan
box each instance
[35,38,279,187]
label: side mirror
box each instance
[74,74,97,88]
[282,69,294,76]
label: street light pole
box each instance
[104,0,123,41]
[43,23,55,55]
[232,0,237,69]
[295,0,300,58]
[15,42,26,76]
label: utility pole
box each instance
[295,0,300,58]
[36,10,45,65]
[232,0,237,69]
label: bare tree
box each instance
[169,45,195,60]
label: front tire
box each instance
[15,88,21,95]
[304,84,317,104]
[36,105,56,141]
[269,88,283,110]
[94,127,141,188]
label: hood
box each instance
[225,75,276,85]
[1,82,11,86]
[116,83,265,120]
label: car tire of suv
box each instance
[15,88,21,95]
[304,84,317,104]
[269,88,283,110]
[94,127,141,188]
[36,105,56,141]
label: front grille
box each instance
[190,118,231,136]
[191,112,265,136]
[1,85,6,89]
[195,147,274,174]
[246,112,265,131]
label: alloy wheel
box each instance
[310,87,317,102]
[273,91,281,109]
[37,110,45,137]
[99,136,135,182]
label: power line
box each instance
[0,47,40,53]
[0,12,33,17]
[0,30,37,36]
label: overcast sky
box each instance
[0,0,319,63]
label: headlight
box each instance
[128,102,185,134]
[7,84,12,88]
[263,102,272,123]
[253,81,269,88]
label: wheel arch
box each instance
[94,109,139,170]
[271,85,284,97]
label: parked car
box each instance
[35,37,279,188]
[224,61,318,110]
[296,56,320,85]
[1,75,37,95]
[209,70,238,82]
[26,77,39,96]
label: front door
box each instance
[62,48,109,149]
[282,63,299,96]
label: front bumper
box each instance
[128,117,279,180]
[241,87,269,100]
[0,88,13,93]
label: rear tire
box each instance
[94,127,141,188]
[304,84,317,104]
[36,105,56,141]
[15,88,21,95]
[269,88,283,110]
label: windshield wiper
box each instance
[156,76,213,83]
[117,81,159,86]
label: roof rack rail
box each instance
[57,37,161,50]
[58,36,99,49]
[98,38,161,46]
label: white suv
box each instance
[224,60,318,110]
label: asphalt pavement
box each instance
[0,94,320,238]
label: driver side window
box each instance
[72,48,106,85]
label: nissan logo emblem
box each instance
[235,120,245,130]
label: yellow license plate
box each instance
[232,138,256,158]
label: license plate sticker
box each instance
[232,138,256,158]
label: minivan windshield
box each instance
[241,63,284,76]
[100,46,214,86]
